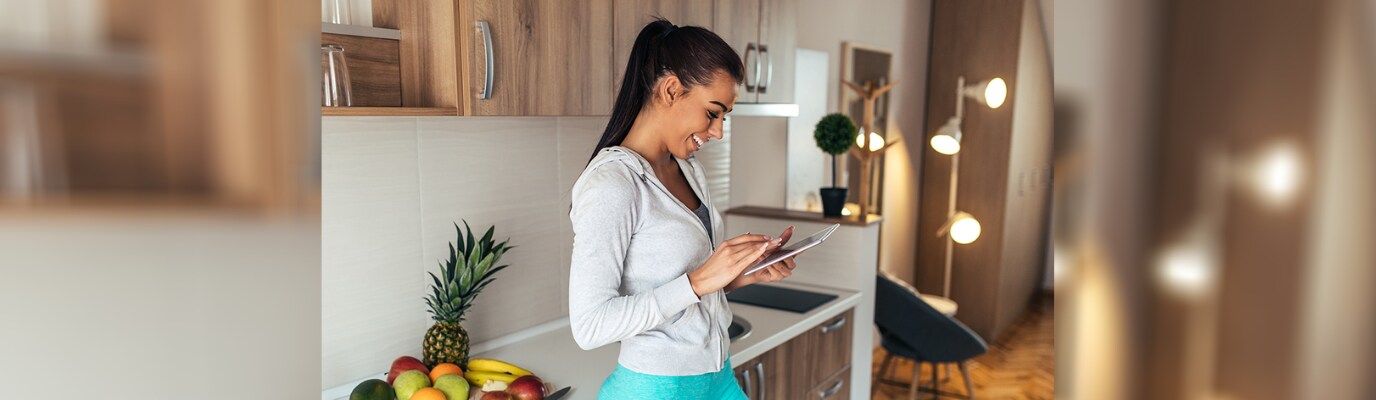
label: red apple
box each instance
[506,375,546,400]
[480,392,512,400]
[386,356,431,384]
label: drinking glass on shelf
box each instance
[322,44,353,107]
[322,0,352,25]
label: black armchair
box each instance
[874,272,988,399]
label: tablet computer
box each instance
[742,223,840,276]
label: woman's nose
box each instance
[707,118,725,140]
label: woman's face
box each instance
[655,71,738,160]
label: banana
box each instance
[464,370,517,387]
[467,358,534,377]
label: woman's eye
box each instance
[707,111,720,120]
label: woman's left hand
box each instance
[725,257,796,291]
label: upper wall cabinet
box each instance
[714,0,794,103]
[461,0,615,116]
[612,0,716,90]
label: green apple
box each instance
[393,370,431,400]
[433,374,471,399]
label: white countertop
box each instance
[322,282,860,400]
[471,282,860,399]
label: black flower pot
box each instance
[820,187,848,217]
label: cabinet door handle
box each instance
[818,379,844,398]
[743,43,758,93]
[741,367,754,399]
[820,316,847,334]
[757,44,771,94]
[476,20,494,100]
[755,362,766,399]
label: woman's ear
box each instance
[658,74,684,106]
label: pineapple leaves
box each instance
[429,220,514,323]
[453,222,466,255]
[462,220,476,259]
[480,225,494,255]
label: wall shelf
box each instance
[322,22,401,40]
[321,107,457,117]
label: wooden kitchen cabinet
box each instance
[734,308,854,399]
[755,0,795,103]
[808,309,854,384]
[460,0,615,116]
[809,366,852,400]
[712,0,794,103]
[612,0,715,90]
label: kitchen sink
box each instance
[728,315,751,343]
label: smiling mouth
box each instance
[691,135,704,151]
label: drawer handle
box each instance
[757,44,771,93]
[741,367,754,399]
[818,379,844,398]
[476,20,494,100]
[755,362,766,399]
[820,317,847,334]
[743,43,758,93]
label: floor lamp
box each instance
[932,75,1006,298]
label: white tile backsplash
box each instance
[321,117,425,389]
[323,116,611,390]
[416,117,564,345]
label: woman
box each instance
[568,18,799,399]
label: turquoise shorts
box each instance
[597,358,748,400]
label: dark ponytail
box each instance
[587,18,745,164]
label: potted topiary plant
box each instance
[814,113,857,217]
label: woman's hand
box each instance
[725,226,797,292]
[688,233,772,297]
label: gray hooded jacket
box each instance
[568,146,732,375]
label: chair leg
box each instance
[931,363,941,399]
[873,353,893,398]
[908,361,921,400]
[959,361,975,399]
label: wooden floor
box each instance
[871,294,1054,400]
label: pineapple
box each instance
[423,220,513,367]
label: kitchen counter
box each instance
[471,282,860,399]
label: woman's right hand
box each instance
[687,233,774,297]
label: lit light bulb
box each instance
[856,132,885,151]
[1156,240,1215,298]
[950,215,981,244]
[1250,141,1302,209]
[930,135,960,155]
[930,117,962,155]
[983,77,1007,108]
[842,202,860,217]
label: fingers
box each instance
[762,264,791,281]
[777,226,795,245]
[733,242,770,265]
[725,233,771,246]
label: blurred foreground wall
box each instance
[1055,0,1376,399]
[0,0,321,398]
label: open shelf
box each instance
[322,22,400,40]
[321,107,457,117]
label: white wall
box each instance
[792,0,932,285]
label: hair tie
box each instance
[660,24,677,38]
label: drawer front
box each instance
[810,366,851,400]
[810,309,854,383]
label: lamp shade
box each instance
[936,211,981,244]
[856,131,886,151]
[930,117,962,155]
